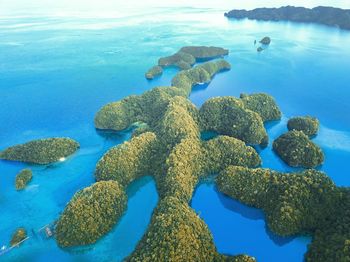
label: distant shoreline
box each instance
[224,6,350,30]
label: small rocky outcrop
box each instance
[287,116,319,136]
[273,130,324,168]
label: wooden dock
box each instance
[0,222,56,257]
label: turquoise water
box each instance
[1,7,350,261]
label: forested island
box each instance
[224,6,350,30]
[2,45,349,261]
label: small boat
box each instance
[45,227,53,237]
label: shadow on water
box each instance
[95,129,131,141]
[214,183,298,246]
[191,82,210,93]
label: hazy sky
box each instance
[1,0,349,15]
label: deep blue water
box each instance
[191,179,310,262]
[1,7,350,262]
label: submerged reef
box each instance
[224,6,350,30]
[15,169,33,190]
[273,130,324,168]
[216,166,350,261]
[145,65,163,80]
[0,138,79,164]
[55,181,126,247]
[259,36,271,45]
[10,228,27,247]
[287,116,319,136]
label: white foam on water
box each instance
[315,125,350,152]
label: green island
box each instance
[15,169,33,190]
[10,228,27,247]
[55,180,127,247]
[216,166,350,262]
[273,130,324,168]
[52,45,346,261]
[287,116,319,136]
[145,65,163,80]
[127,196,255,262]
[0,138,79,164]
[146,45,229,79]
[259,36,271,45]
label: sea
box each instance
[1,6,350,262]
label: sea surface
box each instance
[1,7,350,262]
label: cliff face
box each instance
[224,6,350,30]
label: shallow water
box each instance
[1,6,350,262]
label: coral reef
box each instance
[216,166,350,261]
[0,138,79,164]
[55,181,127,247]
[15,169,33,190]
[145,65,163,80]
[10,228,27,246]
[287,116,319,136]
[273,130,324,168]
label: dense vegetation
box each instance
[224,6,350,30]
[55,181,127,247]
[53,45,348,260]
[216,166,350,261]
[156,45,228,72]
[95,132,158,185]
[287,116,319,136]
[0,138,79,164]
[199,96,268,145]
[273,130,324,168]
[94,87,186,130]
[15,169,33,190]
[127,196,255,262]
[171,59,231,96]
[145,65,163,79]
[240,93,281,122]
[10,228,27,246]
